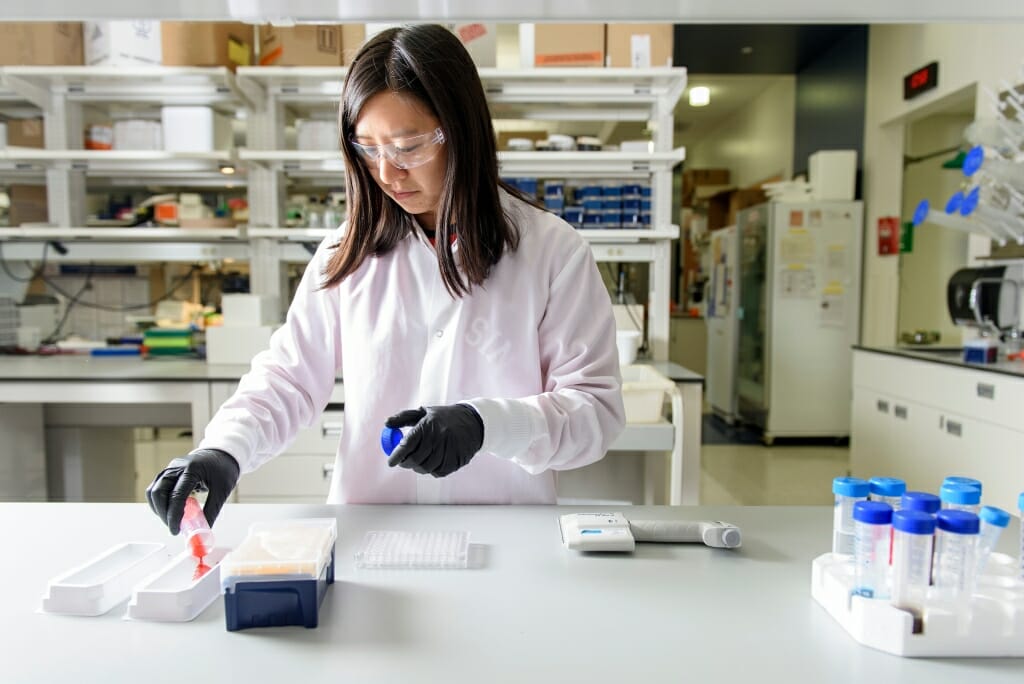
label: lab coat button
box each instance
[435,330,444,338]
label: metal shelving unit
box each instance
[0,64,686,359]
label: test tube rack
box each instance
[811,552,1024,657]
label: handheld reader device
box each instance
[559,512,742,552]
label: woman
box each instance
[147,24,625,534]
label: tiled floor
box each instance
[700,442,851,506]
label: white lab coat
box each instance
[199,190,625,504]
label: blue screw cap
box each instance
[959,186,981,216]
[1020,492,1024,512]
[380,426,404,456]
[963,145,984,177]
[833,477,869,498]
[913,199,930,226]
[901,491,941,514]
[853,501,893,525]
[943,476,982,494]
[893,510,936,535]
[936,509,980,535]
[940,483,981,505]
[944,192,963,215]
[979,506,1010,528]
[869,477,906,498]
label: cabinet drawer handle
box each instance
[322,463,335,480]
[893,405,908,419]
[321,422,344,438]
[976,383,995,400]
[876,400,889,413]
[945,420,962,437]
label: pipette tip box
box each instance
[220,518,337,631]
[811,552,1024,657]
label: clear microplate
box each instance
[354,530,470,569]
[126,547,229,622]
[41,542,170,616]
[220,518,337,580]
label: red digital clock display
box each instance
[904,62,938,100]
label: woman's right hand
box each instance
[145,448,240,534]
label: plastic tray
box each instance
[223,550,335,631]
[125,547,229,622]
[355,530,470,569]
[41,542,171,616]
[811,552,1024,657]
[220,518,337,581]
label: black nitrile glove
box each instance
[385,404,484,478]
[145,448,240,535]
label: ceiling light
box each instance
[689,86,710,107]
[741,46,753,55]
[219,163,236,175]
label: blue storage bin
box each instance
[640,210,652,227]
[582,213,603,226]
[640,185,652,197]
[602,199,623,210]
[621,184,642,195]
[582,198,603,211]
[544,197,565,211]
[579,185,602,198]
[622,198,641,211]
[544,181,565,197]
[563,206,585,223]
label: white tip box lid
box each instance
[220,518,337,583]
[41,542,170,616]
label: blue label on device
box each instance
[580,529,602,535]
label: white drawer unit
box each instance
[234,454,334,502]
[851,349,1024,513]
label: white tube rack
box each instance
[811,552,1024,657]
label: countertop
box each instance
[2,503,1020,683]
[0,355,703,385]
[853,345,1024,379]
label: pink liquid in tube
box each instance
[180,496,215,564]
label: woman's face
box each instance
[353,91,448,231]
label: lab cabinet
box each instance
[209,380,344,503]
[850,348,1024,513]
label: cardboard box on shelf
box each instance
[727,188,768,226]
[259,25,346,66]
[683,167,729,200]
[341,24,366,66]
[84,21,162,67]
[529,24,605,67]
[161,22,254,70]
[0,22,83,66]
[6,118,45,148]
[606,24,674,68]
[496,130,548,150]
[451,23,497,68]
[8,185,48,226]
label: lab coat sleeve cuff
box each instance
[197,430,256,475]
[460,398,536,460]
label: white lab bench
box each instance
[2,502,1021,683]
[0,356,702,504]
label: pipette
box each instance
[912,199,1006,244]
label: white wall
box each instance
[686,76,796,188]
[861,24,1024,347]
[898,112,972,344]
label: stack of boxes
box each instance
[522,23,674,68]
[205,294,277,365]
[141,328,194,358]
[504,178,651,230]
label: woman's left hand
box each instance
[385,404,484,477]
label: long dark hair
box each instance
[323,24,521,296]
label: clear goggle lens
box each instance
[350,127,446,170]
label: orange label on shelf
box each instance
[535,51,603,66]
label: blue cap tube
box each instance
[940,483,982,506]
[942,476,982,494]
[833,477,870,498]
[892,510,937,535]
[901,491,941,514]
[853,501,894,525]
[869,477,906,498]
[936,510,980,535]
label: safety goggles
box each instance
[349,127,446,170]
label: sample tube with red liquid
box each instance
[181,495,214,579]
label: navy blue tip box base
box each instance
[224,549,335,631]
[219,519,338,632]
